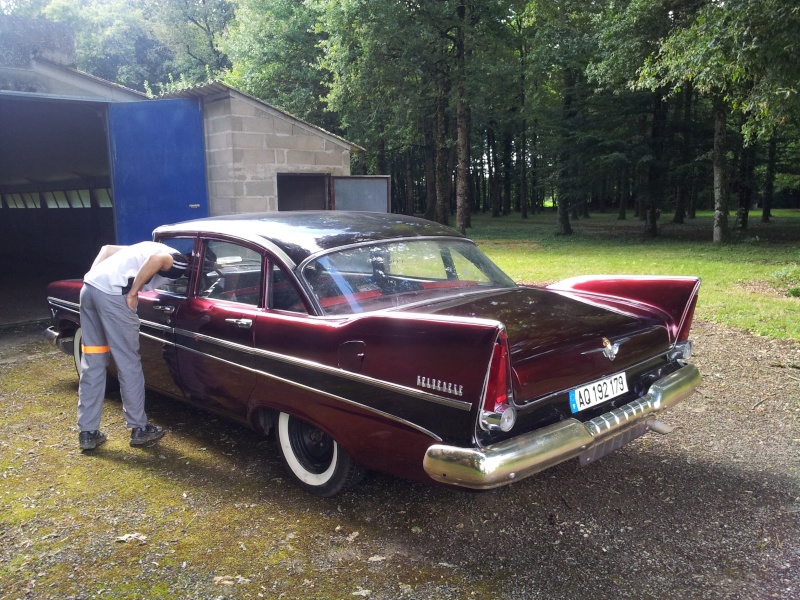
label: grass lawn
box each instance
[467,209,800,341]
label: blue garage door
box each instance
[108,98,208,244]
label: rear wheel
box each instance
[276,412,364,497]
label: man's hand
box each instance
[126,291,138,310]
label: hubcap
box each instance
[288,418,334,474]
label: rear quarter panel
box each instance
[249,312,501,481]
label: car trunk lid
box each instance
[401,287,670,404]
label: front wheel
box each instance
[276,412,364,497]
[72,327,118,392]
[72,326,83,376]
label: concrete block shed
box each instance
[165,82,379,215]
[0,15,382,291]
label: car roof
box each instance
[154,211,466,267]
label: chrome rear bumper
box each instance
[423,364,701,490]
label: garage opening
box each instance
[0,95,115,276]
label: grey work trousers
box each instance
[77,284,148,431]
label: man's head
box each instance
[158,252,190,280]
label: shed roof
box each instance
[162,81,365,153]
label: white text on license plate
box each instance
[569,372,628,413]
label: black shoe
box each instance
[79,430,107,451]
[130,424,166,447]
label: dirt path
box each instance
[0,320,798,599]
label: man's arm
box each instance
[90,245,125,268]
[125,253,174,309]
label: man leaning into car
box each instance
[77,242,188,451]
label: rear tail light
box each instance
[480,331,517,432]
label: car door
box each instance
[135,236,196,398]
[172,238,263,421]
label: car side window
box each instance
[155,237,195,296]
[199,240,264,306]
[268,263,308,314]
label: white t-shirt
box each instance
[84,241,184,295]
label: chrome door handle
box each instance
[225,318,253,329]
[154,305,175,314]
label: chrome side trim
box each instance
[139,320,172,334]
[153,225,297,270]
[423,364,700,489]
[173,327,473,411]
[177,343,443,442]
[137,325,447,440]
[47,297,80,314]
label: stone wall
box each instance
[203,90,351,215]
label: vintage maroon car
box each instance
[45,212,701,496]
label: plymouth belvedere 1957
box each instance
[45,212,701,496]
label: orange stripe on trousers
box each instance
[81,344,110,354]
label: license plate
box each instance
[569,372,628,413]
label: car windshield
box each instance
[301,238,517,315]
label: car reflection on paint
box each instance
[45,212,701,496]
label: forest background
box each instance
[3,0,800,244]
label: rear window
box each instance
[302,239,516,315]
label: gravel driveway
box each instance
[1,320,798,599]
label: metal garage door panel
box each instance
[108,98,208,243]
[332,176,390,212]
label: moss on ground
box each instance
[1,340,507,599]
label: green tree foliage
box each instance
[41,0,173,90]
[6,0,232,92]
[636,0,800,241]
[221,0,334,130]
[7,0,799,238]
[639,0,800,140]
[144,0,233,84]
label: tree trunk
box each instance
[531,118,539,213]
[557,68,576,235]
[519,128,528,219]
[434,86,449,225]
[454,3,470,232]
[644,90,667,237]
[405,149,414,215]
[502,133,512,216]
[712,95,729,244]
[738,140,756,230]
[423,119,437,222]
[488,125,502,217]
[762,135,777,223]
[376,137,387,176]
[356,151,367,175]
[673,81,693,224]
[557,196,573,235]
